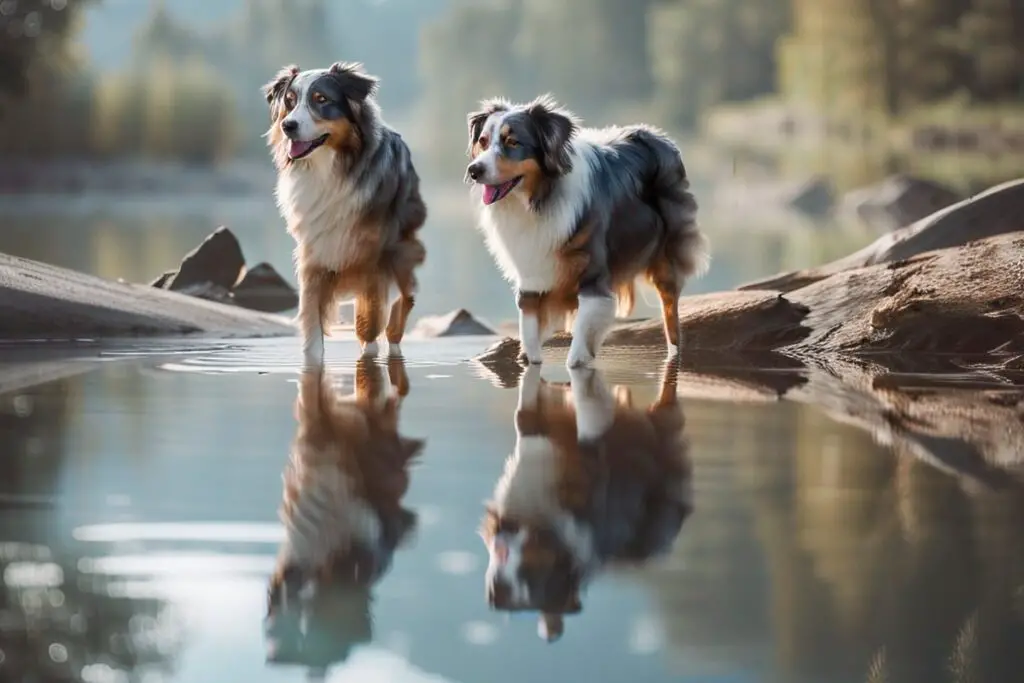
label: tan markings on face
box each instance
[494,156,543,190]
[324,117,360,153]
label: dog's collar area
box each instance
[287,134,329,161]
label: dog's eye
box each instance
[312,92,327,105]
[284,92,297,109]
[504,138,519,149]
[478,136,490,150]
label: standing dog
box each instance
[265,358,423,676]
[263,62,427,365]
[480,363,692,642]
[465,96,709,368]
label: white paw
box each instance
[360,341,379,358]
[302,335,325,368]
[566,344,594,369]
[387,342,403,357]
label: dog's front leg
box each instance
[516,290,544,365]
[297,265,329,368]
[566,288,615,369]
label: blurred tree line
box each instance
[780,0,1024,118]
[0,0,334,163]
[418,0,792,163]
[419,0,1023,165]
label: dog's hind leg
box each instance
[385,237,425,357]
[355,279,387,358]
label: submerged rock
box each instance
[411,309,496,337]
[164,226,246,292]
[232,262,299,313]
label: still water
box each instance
[1,336,1024,683]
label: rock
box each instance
[232,262,299,313]
[841,174,963,232]
[176,281,236,306]
[164,226,246,292]
[411,308,496,337]
[785,175,835,217]
[149,270,176,289]
[742,177,1024,292]
[0,251,294,340]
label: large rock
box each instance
[232,262,299,313]
[163,226,246,292]
[743,177,1024,292]
[841,174,963,232]
[0,252,294,340]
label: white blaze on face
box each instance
[472,111,508,184]
[281,69,329,142]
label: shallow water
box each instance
[2,337,1024,683]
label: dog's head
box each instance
[479,507,583,641]
[262,62,379,163]
[465,95,579,206]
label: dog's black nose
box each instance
[281,119,298,135]
[466,162,484,181]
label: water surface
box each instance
[2,338,1023,683]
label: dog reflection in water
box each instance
[265,357,424,677]
[480,363,692,642]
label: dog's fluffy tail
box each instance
[636,127,711,281]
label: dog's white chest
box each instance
[275,153,367,270]
[478,200,575,293]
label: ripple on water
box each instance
[152,335,493,375]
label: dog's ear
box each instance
[466,98,509,157]
[526,94,578,176]
[328,61,379,103]
[262,65,299,114]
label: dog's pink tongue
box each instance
[482,185,501,205]
[289,139,314,159]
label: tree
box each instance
[0,0,96,106]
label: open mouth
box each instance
[482,176,522,205]
[287,134,329,161]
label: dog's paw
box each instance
[360,341,379,358]
[302,335,325,369]
[565,345,594,370]
[517,351,543,366]
[387,342,403,358]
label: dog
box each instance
[465,96,710,369]
[264,357,423,676]
[263,62,427,366]
[479,362,692,642]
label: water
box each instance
[2,335,1024,683]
